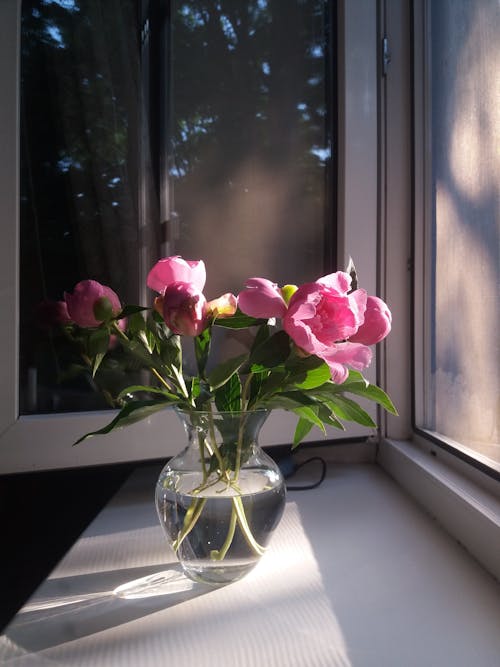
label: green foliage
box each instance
[63,294,396,450]
[194,328,211,378]
[73,398,177,445]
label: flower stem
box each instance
[233,496,266,557]
[172,497,207,552]
[210,504,237,561]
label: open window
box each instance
[0,0,381,472]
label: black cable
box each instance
[284,456,327,491]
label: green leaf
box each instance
[73,399,175,445]
[292,405,326,434]
[312,371,398,416]
[259,370,288,396]
[92,352,106,378]
[194,328,211,377]
[118,305,149,318]
[262,391,318,411]
[214,309,267,329]
[127,311,146,334]
[345,383,398,415]
[249,330,291,371]
[215,373,242,412]
[116,384,178,401]
[316,403,345,430]
[207,353,248,391]
[285,356,331,390]
[250,323,270,352]
[293,417,314,447]
[328,395,377,427]
[87,328,110,357]
[247,372,268,408]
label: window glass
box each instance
[168,0,333,299]
[424,0,499,467]
[19,0,335,415]
[19,0,142,414]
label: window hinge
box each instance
[382,36,391,76]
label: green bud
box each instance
[93,296,113,322]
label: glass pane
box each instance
[426,0,499,466]
[167,0,333,298]
[19,0,335,416]
[19,0,143,414]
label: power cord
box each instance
[279,455,327,491]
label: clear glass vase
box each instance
[155,409,286,585]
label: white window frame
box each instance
[377,0,500,582]
[0,0,380,473]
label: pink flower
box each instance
[64,280,122,328]
[284,272,367,347]
[349,296,392,345]
[162,282,208,336]
[237,278,287,318]
[283,271,370,382]
[147,256,206,294]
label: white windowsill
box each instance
[2,460,499,666]
[377,438,500,582]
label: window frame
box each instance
[410,0,500,481]
[0,0,381,473]
[377,0,500,582]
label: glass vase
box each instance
[155,409,286,585]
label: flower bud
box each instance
[64,280,121,328]
[93,296,114,322]
[162,281,208,336]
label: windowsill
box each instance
[377,438,500,582]
[2,461,500,665]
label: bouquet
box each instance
[45,255,396,446]
[42,256,397,580]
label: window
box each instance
[0,0,380,472]
[413,0,499,476]
[19,0,335,416]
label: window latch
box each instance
[382,36,391,77]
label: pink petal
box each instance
[147,256,206,294]
[349,296,392,345]
[207,293,238,318]
[321,342,372,383]
[238,278,287,319]
[316,271,352,294]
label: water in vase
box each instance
[156,468,286,585]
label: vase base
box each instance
[181,559,258,586]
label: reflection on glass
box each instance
[20,0,142,414]
[20,0,334,415]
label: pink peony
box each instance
[147,256,206,294]
[283,271,371,383]
[349,295,392,345]
[162,281,208,336]
[237,278,287,319]
[64,280,121,328]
